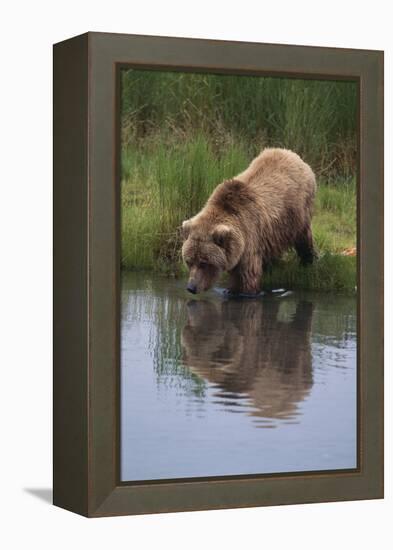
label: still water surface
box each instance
[121,272,357,481]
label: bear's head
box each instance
[181,218,244,294]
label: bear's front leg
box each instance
[227,267,242,295]
[228,260,262,296]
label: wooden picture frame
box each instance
[53,32,383,517]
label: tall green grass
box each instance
[120,69,357,291]
[122,70,357,179]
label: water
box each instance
[121,272,357,482]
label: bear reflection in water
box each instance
[181,298,314,426]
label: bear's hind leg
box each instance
[295,225,317,266]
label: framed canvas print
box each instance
[53,32,384,517]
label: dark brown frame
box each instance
[53,32,384,517]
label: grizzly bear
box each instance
[181,298,314,422]
[181,148,316,295]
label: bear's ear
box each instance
[212,224,233,249]
[181,219,192,239]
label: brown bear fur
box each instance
[181,298,313,422]
[181,148,316,294]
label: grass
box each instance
[121,70,357,179]
[262,253,356,293]
[120,69,357,292]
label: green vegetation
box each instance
[262,253,356,293]
[121,69,357,292]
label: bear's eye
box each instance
[199,261,209,269]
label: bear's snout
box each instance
[187,282,198,294]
